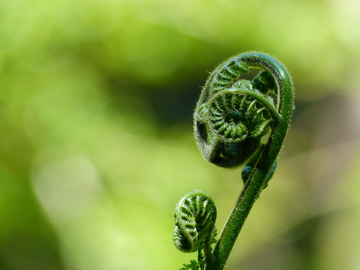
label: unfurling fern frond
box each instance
[174,52,295,270]
[173,190,216,253]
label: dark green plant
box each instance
[173,52,294,270]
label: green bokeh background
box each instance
[1,0,360,269]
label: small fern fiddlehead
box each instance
[174,52,294,270]
[173,190,217,269]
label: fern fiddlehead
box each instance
[173,52,294,270]
[173,190,217,270]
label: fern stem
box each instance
[211,53,294,270]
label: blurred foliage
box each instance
[0,0,360,269]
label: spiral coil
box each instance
[173,190,217,253]
[194,55,282,168]
[208,87,272,143]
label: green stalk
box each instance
[211,53,294,270]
